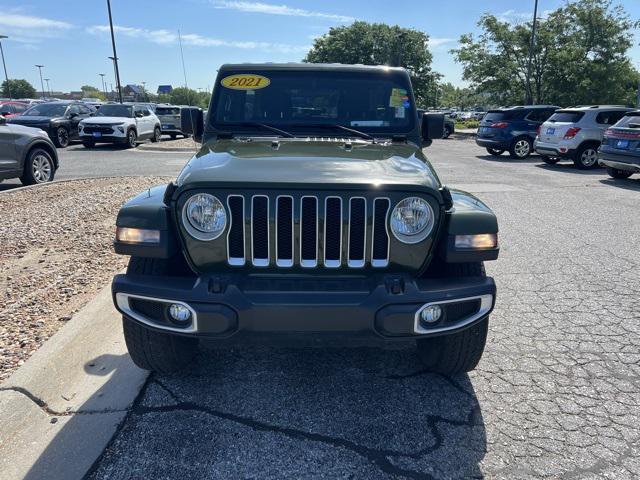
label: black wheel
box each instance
[53,126,70,148]
[541,155,559,165]
[486,148,504,156]
[573,144,599,169]
[125,129,137,148]
[170,133,177,140]
[509,137,532,159]
[183,133,190,139]
[20,148,56,185]
[443,126,452,139]
[416,262,489,375]
[122,316,198,373]
[82,140,95,148]
[606,166,633,179]
[151,127,161,143]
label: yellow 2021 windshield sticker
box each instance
[221,74,270,90]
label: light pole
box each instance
[44,78,51,98]
[0,35,10,99]
[35,64,45,99]
[525,0,539,105]
[99,73,107,99]
[106,0,123,103]
[108,56,120,101]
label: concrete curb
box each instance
[0,283,149,480]
[0,175,174,196]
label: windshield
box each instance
[96,105,133,117]
[613,113,640,128]
[210,70,416,136]
[156,107,180,115]
[23,104,67,117]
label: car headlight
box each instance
[181,193,227,240]
[390,197,434,244]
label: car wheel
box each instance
[183,133,191,139]
[151,127,161,143]
[606,166,633,179]
[53,126,70,148]
[416,262,489,375]
[574,144,599,169]
[443,126,452,139]
[170,133,177,140]
[20,148,56,185]
[509,137,532,159]
[126,129,137,148]
[541,155,559,165]
[486,148,504,156]
[82,140,95,148]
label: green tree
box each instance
[304,21,434,106]
[438,83,486,110]
[1,79,37,99]
[168,87,210,108]
[80,85,105,100]
[452,0,639,106]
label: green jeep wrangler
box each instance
[112,64,499,375]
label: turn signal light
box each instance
[115,227,161,244]
[455,233,498,250]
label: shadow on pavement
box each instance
[89,344,487,479]
[535,163,608,176]
[599,177,640,191]
[476,153,540,164]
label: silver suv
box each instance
[534,106,632,169]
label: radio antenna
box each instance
[177,29,198,152]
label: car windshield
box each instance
[22,104,67,117]
[613,113,640,129]
[156,107,180,115]
[210,69,416,136]
[96,105,133,117]
[548,111,585,123]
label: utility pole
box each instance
[394,31,408,67]
[106,0,123,103]
[35,64,45,99]
[525,0,539,105]
[44,78,51,97]
[0,35,10,99]
[99,73,107,99]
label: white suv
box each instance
[534,106,631,169]
[79,103,161,148]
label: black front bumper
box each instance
[476,137,510,150]
[112,273,496,339]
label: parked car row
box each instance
[475,104,639,180]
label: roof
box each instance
[492,105,560,111]
[559,105,632,111]
[125,84,144,94]
[219,63,406,73]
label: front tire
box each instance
[509,137,532,159]
[20,148,56,185]
[541,155,559,165]
[125,129,137,148]
[416,262,489,375]
[53,126,70,148]
[151,127,161,143]
[606,166,633,179]
[82,140,95,148]
[574,144,600,169]
[443,126,452,139]
[122,316,198,373]
[486,148,504,156]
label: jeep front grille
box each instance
[226,194,390,268]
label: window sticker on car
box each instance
[221,74,271,90]
[389,88,408,108]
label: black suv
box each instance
[8,101,95,148]
[111,64,499,375]
[476,105,559,159]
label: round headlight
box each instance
[182,193,226,240]
[390,197,434,244]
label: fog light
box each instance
[420,305,442,325]
[168,304,191,324]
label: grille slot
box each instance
[224,194,392,269]
[348,198,366,268]
[372,198,390,267]
[251,196,269,266]
[324,197,342,268]
[276,196,294,267]
[227,195,245,265]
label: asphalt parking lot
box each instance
[11,138,640,479]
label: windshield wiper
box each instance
[230,122,294,138]
[292,123,375,141]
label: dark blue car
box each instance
[598,110,640,180]
[476,105,559,159]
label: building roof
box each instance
[125,84,144,95]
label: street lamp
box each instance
[44,78,51,98]
[35,64,45,99]
[0,35,11,99]
[525,0,539,105]
[106,0,123,103]
[108,56,120,101]
[99,73,107,99]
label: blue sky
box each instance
[1,0,639,94]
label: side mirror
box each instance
[68,112,78,118]
[181,107,204,142]
[0,110,10,116]
[135,111,144,118]
[421,113,445,146]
